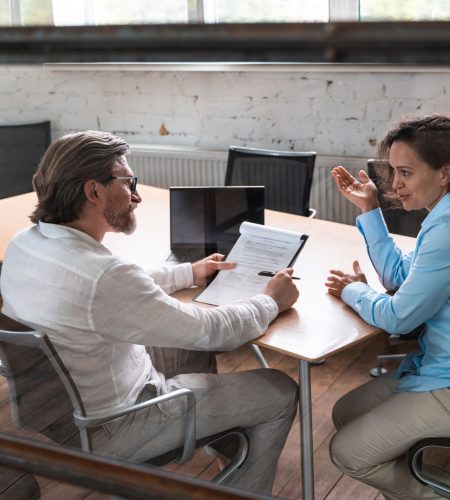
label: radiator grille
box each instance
[129,145,364,226]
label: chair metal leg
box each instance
[0,359,8,377]
[370,365,388,377]
[370,353,406,377]
[249,344,269,368]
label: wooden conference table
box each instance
[0,185,414,500]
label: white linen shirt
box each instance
[1,222,278,416]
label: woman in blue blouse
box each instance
[325,114,450,500]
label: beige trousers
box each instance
[330,372,450,500]
[94,347,298,495]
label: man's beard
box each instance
[104,203,137,235]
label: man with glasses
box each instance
[0,130,299,495]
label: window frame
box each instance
[329,0,359,21]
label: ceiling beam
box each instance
[1,22,450,65]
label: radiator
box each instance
[129,145,366,226]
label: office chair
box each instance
[225,146,317,218]
[368,159,426,376]
[0,121,51,199]
[225,146,317,368]
[0,309,41,499]
[0,319,249,484]
[409,438,450,499]
[369,323,424,377]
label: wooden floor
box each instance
[0,333,406,499]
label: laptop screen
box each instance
[170,186,265,254]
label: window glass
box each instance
[52,0,189,25]
[0,0,10,26]
[211,0,328,22]
[52,0,86,25]
[21,0,53,25]
[91,0,189,25]
[93,0,188,24]
[360,0,450,20]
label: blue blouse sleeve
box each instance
[355,208,412,291]
[342,217,450,335]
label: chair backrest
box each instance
[368,159,426,237]
[225,146,316,217]
[0,121,51,199]
[0,320,88,450]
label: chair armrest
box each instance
[73,388,197,464]
[408,438,450,499]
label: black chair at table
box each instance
[0,315,249,485]
[367,159,427,376]
[0,121,51,199]
[225,146,317,368]
[225,146,317,218]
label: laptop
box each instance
[167,186,265,263]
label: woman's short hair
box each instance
[30,130,129,224]
[378,114,450,171]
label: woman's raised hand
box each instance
[331,166,379,213]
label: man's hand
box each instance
[264,268,300,313]
[325,260,368,299]
[331,166,379,213]
[192,253,236,286]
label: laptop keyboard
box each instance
[166,249,207,263]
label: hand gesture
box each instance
[264,268,300,313]
[331,166,379,213]
[325,260,368,299]
[192,253,235,286]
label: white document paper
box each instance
[195,221,307,306]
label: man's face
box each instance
[104,156,140,234]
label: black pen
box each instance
[258,271,301,280]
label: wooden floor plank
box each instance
[324,473,379,500]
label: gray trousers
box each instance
[94,347,298,495]
[330,372,450,500]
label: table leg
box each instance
[298,359,314,500]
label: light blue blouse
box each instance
[342,193,450,392]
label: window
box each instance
[204,0,328,23]
[0,0,9,25]
[2,0,449,26]
[360,0,450,21]
[52,0,189,26]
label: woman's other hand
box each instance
[331,166,379,213]
[325,260,368,299]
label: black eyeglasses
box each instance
[109,176,138,193]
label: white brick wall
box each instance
[0,65,448,157]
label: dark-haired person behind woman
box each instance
[325,115,450,500]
